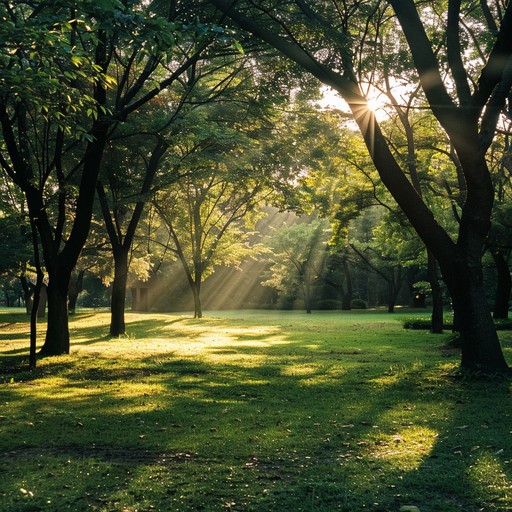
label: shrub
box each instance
[402,316,512,331]
[317,299,342,310]
[350,298,368,309]
[494,318,512,330]
[401,317,433,330]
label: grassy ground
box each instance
[0,308,511,512]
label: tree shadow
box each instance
[1,316,511,511]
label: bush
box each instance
[494,318,512,330]
[317,299,342,310]
[350,298,368,309]
[402,316,512,331]
[401,317,434,330]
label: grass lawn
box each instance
[0,308,511,512]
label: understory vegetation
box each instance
[1,310,511,511]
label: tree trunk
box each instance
[37,284,47,318]
[387,271,401,313]
[491,249,510,319]
[341,292,352,310]
[341,259,353,310]
[19,275,33,314]
[428,251,444,333]
[40,268,71,355]
[110,250,129,336]
[387,285,396,313]
[193,281,203,319]
[3,288,10,307]
[446,259,508,371]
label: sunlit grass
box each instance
[1,308,512,511]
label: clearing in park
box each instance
[1,309,512,512]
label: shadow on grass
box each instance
[0,315,511,511]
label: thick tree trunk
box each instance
[40,268,71,355]
[491,249,510,319]
[445,259,508,371]
[110,250,129,336]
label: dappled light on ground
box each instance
[1,309,512,511]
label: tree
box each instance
[207,0,512,370]
[0,1,204,354]
[153,132,271,318]
[96,42,269,335]
[487,137,512,319]
[263,218,330,314]
[97,137,171,335]
[151,50,304,318]
[350,208,424,313]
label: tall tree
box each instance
[0,1,204,354]
[153,124,272,318]
[207,0,512,370]
[97,45,266,335]
[97,137,172,336]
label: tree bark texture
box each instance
[40,268,71,355]
[110,252,129,337]
[442,251,508,370]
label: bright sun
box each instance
[366,94,384,113]
[318,86,389,122]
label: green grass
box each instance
[1,308,512,512]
